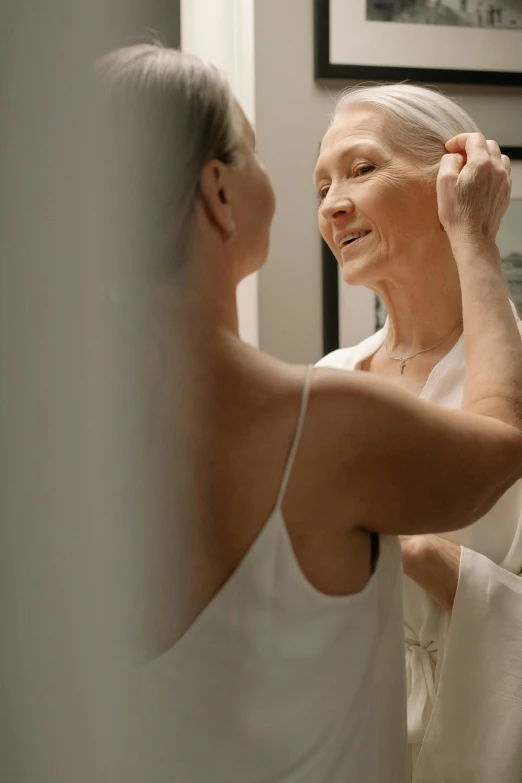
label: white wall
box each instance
[181,0,259,347]
[255,0,332,363]
[254,0,522,363]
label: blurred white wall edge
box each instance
[512,161,522,199]
[181,0,259,347]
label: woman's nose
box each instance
[320,190,355,221]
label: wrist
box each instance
[401,535,462,612]
[400,534,433,578]
[450,237,501,264]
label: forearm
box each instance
[454,243,522,430]
[401,535,461,612]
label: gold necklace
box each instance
[384,320,463,374]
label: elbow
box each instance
[497,427,522,487]
[463,429,522,525]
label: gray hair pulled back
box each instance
[333,83,480,179]
[98,44,242,277]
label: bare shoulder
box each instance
[216,345,314,464]
[308,364,419,437]
[239,352,420,448]
[225,343,313,412]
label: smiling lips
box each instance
[336,230,371,249]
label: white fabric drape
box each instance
[415,548,522,782]
[317,303,522,782]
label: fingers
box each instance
[445,133,507,164]
[501,153,511,174]
[438,152,465,181]
[445,132,489,158]
[437,154,465,231]
[486,139,501,159]
[439,133,511,244]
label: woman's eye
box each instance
[318,188,329,201]
[354,164,375,177]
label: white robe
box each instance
[317,306,522,782]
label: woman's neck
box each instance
[187,225,242,338]
[152,263,240,341]
[376,254,463,357]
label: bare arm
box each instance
[313,135,522,536]
[312,368,522,535]
[440,135,522,429]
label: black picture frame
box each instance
[315,0,522,86]
[321,146,522,355]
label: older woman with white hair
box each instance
[316,84,522,783]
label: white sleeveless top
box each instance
[123,366,407,783]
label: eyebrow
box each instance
[314,140,380,181]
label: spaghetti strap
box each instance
[275,364,314,510]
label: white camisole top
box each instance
[123,365,407,783]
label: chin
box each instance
[340,255,381,288]
[242,246,269,279]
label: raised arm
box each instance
[439,134,522,429]
[314,135,522,536]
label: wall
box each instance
[254,0,522,363]
[1,2,183,781]
[181,0,259,346]
[125,0,180,47]
[92,0,181,53]
[255,0,332,363]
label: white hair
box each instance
[97,44,243,277]
[333,83,480,179]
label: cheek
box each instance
[318,214,343,267]
[254,167,275,220]
[318,211,328,240]
[400,188,439,239]
[318,213,336,253]
[369,178,437,242]
[264,175,276,222]
[244,174,276,246]
[237,166,273,232]
[318,207,337,242]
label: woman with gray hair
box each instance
[100,45,522,782]
[316,83,522,782]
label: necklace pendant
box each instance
[399,358,406,374]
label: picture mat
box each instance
[330,0,522,73]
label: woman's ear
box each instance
[199,160,236,240]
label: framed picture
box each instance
[321,147,522,354]
[315,0,522,85]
